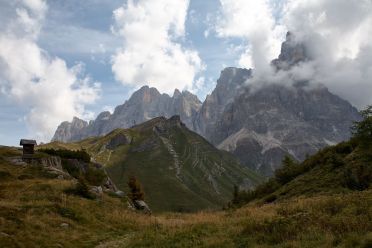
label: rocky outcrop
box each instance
[106,133,132,150]
[213,84,360,175]
[52,117,88,142]
[195,67,252,136]
[271,31,310,70]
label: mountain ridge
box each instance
[52,32,361,176]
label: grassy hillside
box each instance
[231,107,372,206]
[40,116,262,212]
[1,146,371,247]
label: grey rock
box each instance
[115,190,125,198]
[90,186,103,196]
[195,67,252,137]
[0,232,10,237]
[133,200,151,214]
[52,86,201,142]
[52,117,88,142]
[103,178,118,192]
[60,223,69,228]
[271,31,310,70]
[130,138,159,152]
[106,133,132,150]
[213,84,359,176]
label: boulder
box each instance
[133,200,152,214]
[106,133,132,150]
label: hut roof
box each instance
[20,139,37,146]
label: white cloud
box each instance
[215,0,286,73]
[111,0,204,95]
[281,0,372,108]
[0,0,100,142]
[216,0,372,109]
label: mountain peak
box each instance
[173,89,181,98]
[72,116,85,123]
[272,31,309,70]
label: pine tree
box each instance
[275,155,298,185]
[128,176,145,201]
[232,185,239,204]
[352,105,372,147]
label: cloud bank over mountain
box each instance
[0,0,100,141]
[214,0,372,109]
[215,0,286,72]
[111,0,204,95]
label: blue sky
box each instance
[0,0,249,145]
[1,0,372,145]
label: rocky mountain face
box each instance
[271,31,309,70]
[212,84,360,175]
[52,32,360,176]
[194,67,252,137]
[52,86,202,142]
[52,117,89,142]
[195,32,359,176]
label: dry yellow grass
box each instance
[0,147,371,247]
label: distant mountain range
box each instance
[53,32,360,176]
[48,116,262,212]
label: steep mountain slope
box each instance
[196,32,360,176]
[46,116,262,212]
[194,67,252,136]
[52,86,202,142]
[212,83,360,176]
[52,117,89,142]
[232,136,372,206]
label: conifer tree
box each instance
[128,176,145,201]
[352,105,372,147]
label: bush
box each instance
[335,142,354,154]
[56,206,82,221]
[263,194,277,203]
[39,149,91,163]
[0,170,12,180]
[128,176,144,201]
[351,105,372,148]
[61,159,81,178]
[275,155,300,185]
[343,163,372,190]
[64,178,95,199]
[85,167,106,186]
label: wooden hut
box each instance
[20,139,37,159]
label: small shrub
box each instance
[242,217,304,244]
[327,153,345,168]
[263,194,277,204]
[128,176,145,201]
[0,170,12,180]
[351,105,372,148]
[335,142,354,154]
[275,155,300,185]
[64,179,95,200]
[343,163,372,190]
[17,174,34,180]
[39,149,91,163]
[85,167,106,186]
[61,159,81,178]
[56,206,82,221]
